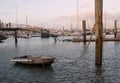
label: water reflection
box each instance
[0,40,4,43]
[13,63,54,72]
[92,66,105,83]
[15,43,18,48]
[11,63,61,83]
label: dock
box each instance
[63,37,120,42]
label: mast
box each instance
[104,12,106,33]
[26,14,28,28]
[16,4,18,28]
[77,0,80,36]
[70,20,73,31]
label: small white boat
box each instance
[11,55,55,66]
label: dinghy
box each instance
[11,55,55,66]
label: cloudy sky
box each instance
[0,0,120,29]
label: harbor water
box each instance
[0,37,120,83]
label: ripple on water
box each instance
[0,37,120,83]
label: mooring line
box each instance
[55,30,94,65]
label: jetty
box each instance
[62,37,120,42]
[72,37,120,42]
[0,27,41,44]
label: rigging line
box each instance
[84,11,92,47]
[77,0,80,37]
[85,10,90,30]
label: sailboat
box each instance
[25,14,31,38]
[72,0,82,42]
[62,0,82,42]
[18,14,31,38]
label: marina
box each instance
[0,0,120,83]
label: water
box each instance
[0,37,120,83]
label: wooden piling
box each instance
[95,0,103,66]
[82,20,86,44]
[114,20,117,38]
[14,30,18,44]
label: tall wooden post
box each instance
[14,30,18,44]
[62,26,65,39]
[95,0,103,66]
[82,20,86,44]
[114,20,117,38]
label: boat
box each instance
[41,29,50,38]
[72,37,82,42]
[11,55,55,66]
[0,34,8,40]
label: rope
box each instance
[55,29,94,65]
[70,30,94,64]
[54,16,94,65]
[55,58,66,66]
[69,14,94,63]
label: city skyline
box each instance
[0,0,120,29]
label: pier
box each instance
[0,27,58,44]
[72,37,120,42]
[0,27,41,44]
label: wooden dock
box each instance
[0,28,23,31]
[63,37,120,42]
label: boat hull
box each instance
[15,60,54,66]
[11,55,55,66]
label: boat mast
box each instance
[77,0,80,37]
[16,4,18,28]
[70,21,73,31]
[104,12,106,33]
[25,14,30,36]
[26,14,28,28]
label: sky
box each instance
[0,0,120,30]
